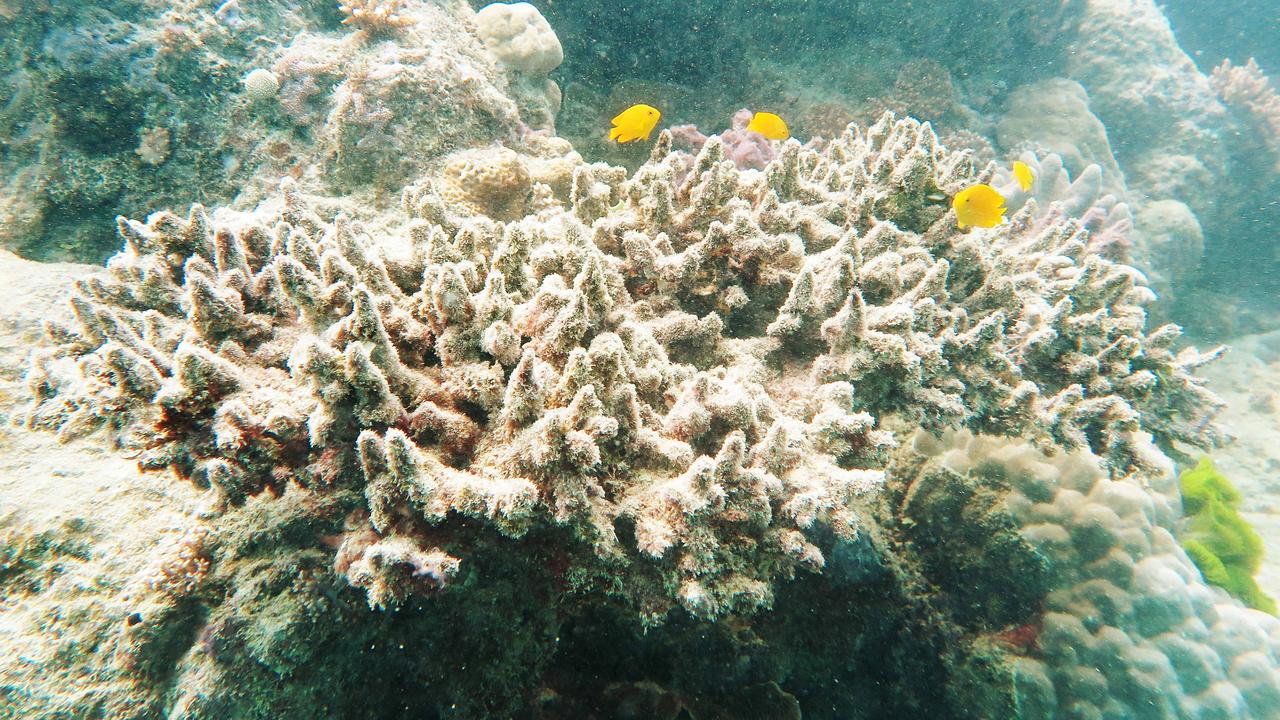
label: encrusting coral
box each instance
[27,114,1224,629]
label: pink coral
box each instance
[669,109,777,171]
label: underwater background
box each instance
[0,1,1278,717]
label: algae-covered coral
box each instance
[19,112,1232,714]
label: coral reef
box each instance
[0,1,322,262]
[272,1,522,191]
[8,0,1280,716]
[1066,0,1229,220]
[1179,457,1276,614]
[0,0,542,264]
[12,106,1239,712]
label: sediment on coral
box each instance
[22,113,1230,715]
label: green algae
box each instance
[1179,457,1277,614]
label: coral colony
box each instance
[29,115,1223,617]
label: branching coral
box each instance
[338,0,415,31]
[992,151,1135,261]
[27,114,1223,621]
[1211,58,1280,171]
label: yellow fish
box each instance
[609,104,662,143]
[952,184,1008,229]
[1013,161,1035,192]
[746,111,790,140]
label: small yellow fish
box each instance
[952,184,1008,229]
[1013,161,1035,192]
[609,104,662,143]
[746,111,790,140]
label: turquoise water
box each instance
[0,1,1277,718]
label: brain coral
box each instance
[27,114,1223,624]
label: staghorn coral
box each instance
[27,114,1223,628]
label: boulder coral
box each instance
[918,431,1280,720]
[472,1,565,129]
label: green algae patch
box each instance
[1179,458,1277,614]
